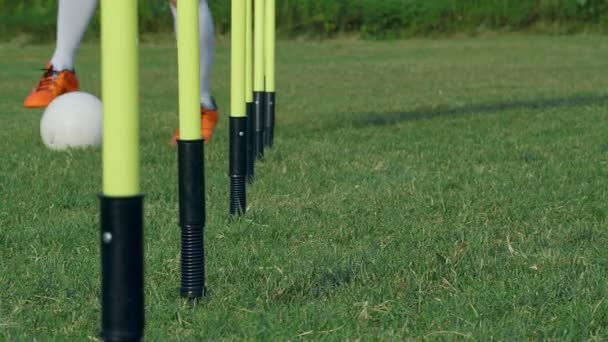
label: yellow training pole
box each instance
[253,0,265,94]
[102,0,139,196]
[263,0,276,147]
[264,0,275,93]
[178,0,201,140]
[253,0,265,158]
[100,0,144,341]
[176,0,207,299]
[229,0,248,215]
[245,0,255,181]
[246,0,254,107]
[232,0,247,120]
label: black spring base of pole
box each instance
[263,92,275,148]
[100,195,144,342]
[246,102,255,183]
[229,175,247,215]
[177,140,206,299]
[253,92,265,159]
[180,224,206,298]
[229,117,247,216]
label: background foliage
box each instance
[1,0,608,41]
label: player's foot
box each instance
[170,104,219,146]
[24,63,80,108]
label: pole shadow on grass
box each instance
[356,93,608,128]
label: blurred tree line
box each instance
[1,0,607,42]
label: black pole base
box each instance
[177,140,206,300]
[246,102,255,184]
[263,92,275,148]
[253,92,265,160]
[100,195,144,342]
[229,116,248,215]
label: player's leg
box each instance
[197,0,215,110]
[170,0,218,144]
[51,0,98,71]
[24,0,98,108]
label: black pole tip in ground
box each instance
[100,195,144,342]
[253,92,265,160]
[230,116,248,215]
[263,92,275,148]
[177,140,206,300]
[246,102,255,183]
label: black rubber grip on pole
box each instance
[253,91,265,159]
[263,92,275,148]
[100,195,144,342]
[229,116,247,215]
[177,140,206,299]
[246,102,255,183]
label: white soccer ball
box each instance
[40,92,103,150]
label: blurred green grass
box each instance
[1,35,608,339]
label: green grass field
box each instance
[1,35,608,340]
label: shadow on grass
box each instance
[356,93,608,128]
[270,257,369,303]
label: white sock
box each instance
[171,0,216,110]
[50,0,98,71]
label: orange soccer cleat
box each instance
[170,105,219,146]
[24,63,80,108]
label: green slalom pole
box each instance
[263,0,276,148]
[99,0,144,341]
[176,0,206,299]
[230,0,248,215]
[245,0,255,183]
[253,0,265,159]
